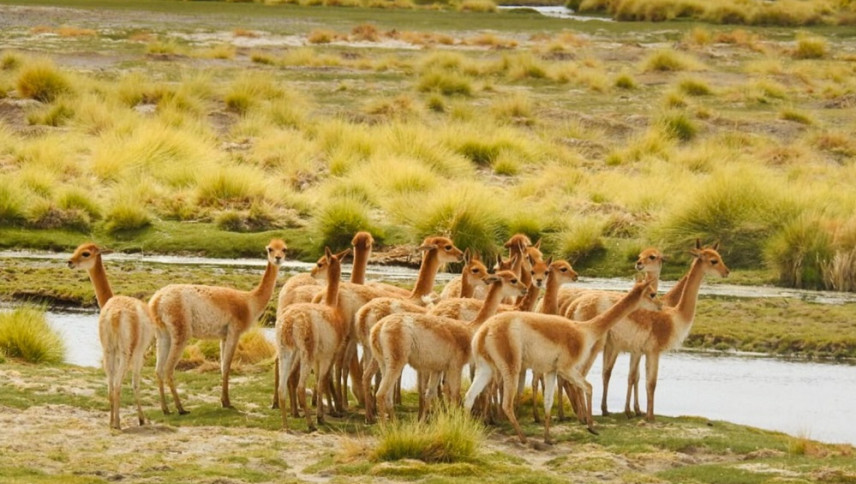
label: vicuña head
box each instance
[68,242,113,270]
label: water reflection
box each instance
[41,309,856,446]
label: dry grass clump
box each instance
[56,26,97,37]
[490,91,534,124]
[780,108,813,125]
[307,29,340,44]
[196,164,270,209]
[352,23,381,42]
[641,48,705,72]
[792,33,828,59]
[233,28,259,38]
[417,69,473,96]
[462,33,517,49]
[372,408,484,464]
[678,77,712,96]
[0,306,65,364]
[0,176,27,226]
[457,0,497,12]
[16,60,71,102]
[764,215,833,290]
[196,43,236,60]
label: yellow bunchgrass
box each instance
[250,128,319,177]
[380,123,474,178]
[641,48,705,72]
[793,33,828,59]
[490,90,534,124]
[457,0,496,12]
[281,47,341,67]
[351,156,440,196]
[196,43,236,60]
[92,120,218,187]
[16,59,71,102]
[195,163,271,208]
[307,29,340,44]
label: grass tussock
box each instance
[457,0,496,13]
[16,60,71,102]
[314,196,381,253]
[650,165,796,269]
[0,177,27,226]
[104,198,152,234]
[765,215,833,290]
[417,69,473,96]
[793,33,828,59]
[642,48,704,72]
[0,306,65,364]
[372,408,484,464]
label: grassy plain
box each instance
[0,0,855,291]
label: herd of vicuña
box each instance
[68,231,729,443]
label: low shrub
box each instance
[16,60,71,102]
[372,408,484,463]
[0,306,65,364]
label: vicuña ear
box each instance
[533,238,542,249]
[462,248,471,264]
[695,238,702,250]
[712,241,720,251]
[98,247,114,256]
[545,256,553,265]
[484,275,500,285]
[324,246,333,259]
[417,243,437,251]
[335,248,352,261]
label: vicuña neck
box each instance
[409,249,441,300]
[663,273,689,307]
[470,282,506,327]
[251,261,281,312]
[350,246,370,284]
[325,264,341,307]
[590,283,647,338]
[540,275,562,315]
[674,257,706,322]
[88,256,114,309]
[515,282,540,312]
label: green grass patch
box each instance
[372,408,484,464]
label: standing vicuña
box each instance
[149,238,286,414]
[465,275,658,444]
[567,240,728,421]
[69,243,156,430]
[276,247,351,430]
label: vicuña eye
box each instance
[445,245,452,250]
[82,252,90,257]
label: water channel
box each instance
[3,250,855,445]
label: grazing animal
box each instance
[149,238,286,414]
[68,243,155,430]
[464,276,658,444]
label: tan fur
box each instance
[276,247,351,430]
[464,276,657,444]
[567,241,729,421]
[368,270,528,422]
[439,249,490,300]
[68,243,155,430]
[149,239,286,414]
[352,237,463,413]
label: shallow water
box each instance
[497,5,613,22]
[5,249,856,304]
[39,308,856,446]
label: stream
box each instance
[38,307,856,446]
